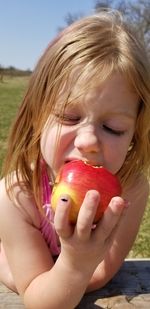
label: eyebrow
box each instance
[110,110,137,120]
[56,93,139,120]
[55,99,80,111]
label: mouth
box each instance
[64,159,80,165]
[64,159,101,167]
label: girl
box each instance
[0,10,150,309]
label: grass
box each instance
[128,196,150,258]
[0,76,28,171]
[0,76,150,258]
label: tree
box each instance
[58,12,83,32]
[59,0,150,57]
[94,0,150,56]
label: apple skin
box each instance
[51,160,122,223]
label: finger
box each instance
[75,190,100,241]
[94,196,125,241]
[54,194,73,239]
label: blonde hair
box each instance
[3,10,150,209]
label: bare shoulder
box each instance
[123,174,149,213]
[118,174,149,244]
[0,176,54,294]
[88,175,149,290]
[0,175,41,228]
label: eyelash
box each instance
[103,125,125,136]
[55,113,80,124]
[55,114,125,136]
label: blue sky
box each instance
[0,0,95,70]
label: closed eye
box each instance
[103,125,125,136]
[55,113,80,125]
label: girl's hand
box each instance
[54,190,125,277]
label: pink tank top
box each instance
[39,161,61,257]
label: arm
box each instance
[0,178,126,309]
[87,175,149,292]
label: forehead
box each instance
[56,65,109,108]
[56,69,138,109]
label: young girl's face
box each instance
[41,72,139,177]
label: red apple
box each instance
[51,160,122,223]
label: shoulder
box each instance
[122,174,149,212]
[113,173,149,253]
[0,176,41,228]
[88,174,149,291]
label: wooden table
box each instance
[0,259,150,308]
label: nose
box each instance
[74,125,100,153]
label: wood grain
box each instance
[0,259,150,308]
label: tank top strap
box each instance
[40,159,61,256]
[40,159,52,205]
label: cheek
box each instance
[40,125,73,174]
[104,138,133,174]
[40,126,58,167]
[105,149,127,174]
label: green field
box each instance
[0,76,150,258]
[0,76,29,171]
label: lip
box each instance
[64,158,80,164]
[64,158,102,167]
